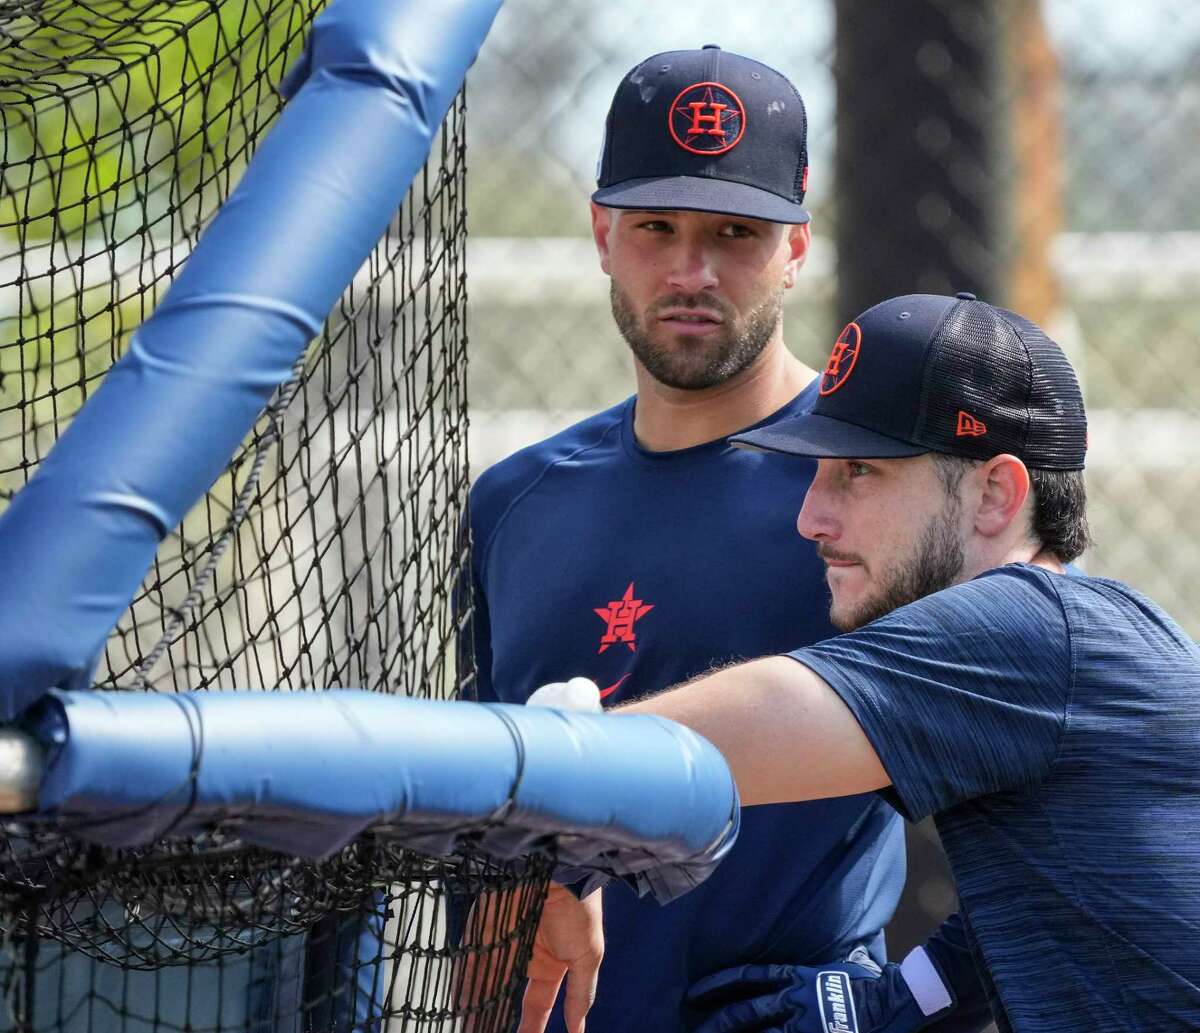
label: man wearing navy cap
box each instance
[470,46,990,1033]
[525,293,1200,1033]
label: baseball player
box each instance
[523,292,1200,1033]
[469,47,989,1033]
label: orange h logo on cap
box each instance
[820,322,862,396]
[685,100,727,137]
[669,82,746,155]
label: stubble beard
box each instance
[610,281,784,390]
[828,494,967,632]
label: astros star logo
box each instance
[820,321,862,396]
[594,582,654,653]
[669,81,746,155]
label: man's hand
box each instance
[518,676,605,1033]
[687,947,954,1033]
[527,677,602,712]
[518,883,604,1033]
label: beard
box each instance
[610,281,784,390]
[827,494,967,632]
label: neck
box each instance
[1026,546,1066,574]
[632,340,817,452]
[962,539,1066,582]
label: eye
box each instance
[847,461,872,478]
[718,222,756,239]
[636,218,672,233]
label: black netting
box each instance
[0,3,547,1030]
[0,842,554,1033]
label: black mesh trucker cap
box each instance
[732,293,1088,470]
[592,45,809,224]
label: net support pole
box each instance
[0,727,42,812]
[0,0,504,720]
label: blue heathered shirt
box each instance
[793,564,1200,1033]
[468,386,905,1033]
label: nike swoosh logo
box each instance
[599,674,631,699]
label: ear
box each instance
[590,202,613,275]
[972,454,1032,540]
[782,222,811,289]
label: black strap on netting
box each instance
[130,352,309,691]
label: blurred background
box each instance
[464,0,1200,990]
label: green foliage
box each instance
[1,1,319,242]
[0,1,323,494]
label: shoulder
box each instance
[793,567,1076,817]
[867,564,1068,644]
[470,400,628,534]
[904,565,1073,665]
[472,400,628,503]
[943,563,1068,624]
[1048,570,1199,664]
[956,565,1189,654]
[804,565,1074,684]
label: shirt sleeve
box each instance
[791,566,1073,822]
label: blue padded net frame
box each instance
[0,2,545,1031]
[0,2,739,1031]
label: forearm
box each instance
[617,655,889,806]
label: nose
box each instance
[665,236,718,294]
[796,463,837,542]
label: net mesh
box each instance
[0,2,547,1030]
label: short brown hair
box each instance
[930,453,1091,563]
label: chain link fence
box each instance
[466,0,1200,635]
[464,0,1200,1009]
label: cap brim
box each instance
[730,412,928,459]
[592,176,810,224]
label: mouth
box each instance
[656,308,724,335]
[819,550,863,571]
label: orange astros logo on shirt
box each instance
[594,582,654,653]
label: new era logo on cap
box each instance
[730,293,1088,471]
[956,411,987,437]
[593,45,810,224]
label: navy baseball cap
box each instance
[592,45,809,224]
[732,293,1088,471]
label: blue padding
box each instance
[0,0,503,720]
[27,690,739,904]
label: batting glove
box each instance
[526,677,602,712]
[687,946,954,1033]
